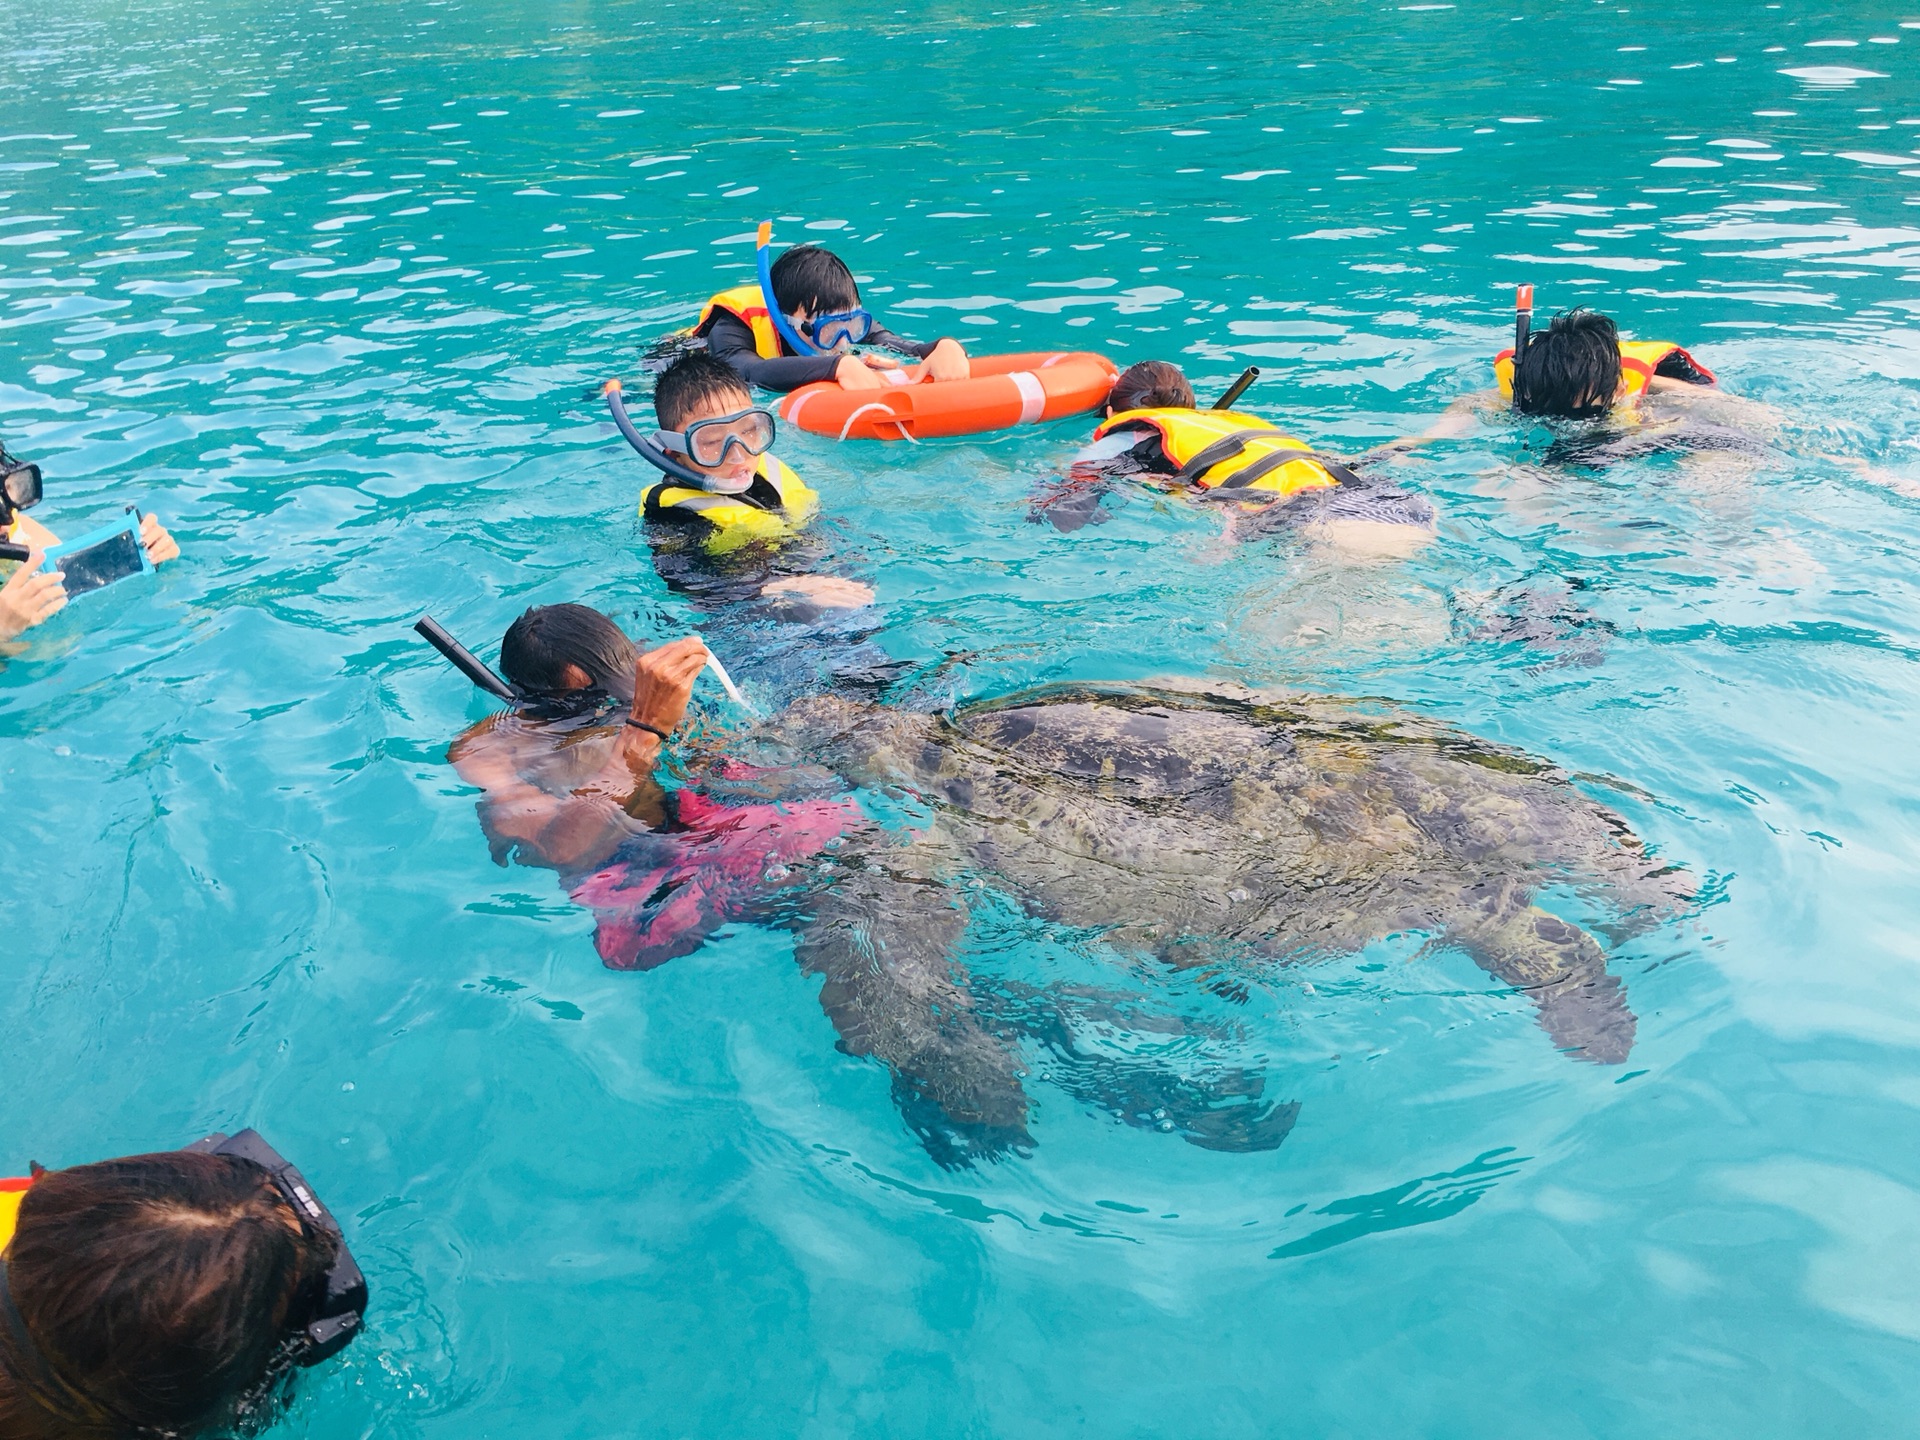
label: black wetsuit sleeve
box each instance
[1125,432,1177,474]
[866,325,941,360]
[704,313,842,392]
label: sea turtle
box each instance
[571,681,1693,1162]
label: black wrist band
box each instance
[625,717,671,742]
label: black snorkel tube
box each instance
[1510,283,1535,409]
[415,613,624,719]
[1212,367,1259,411]
[415,615,515,701]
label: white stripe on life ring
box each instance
[881,368,914,386]
[837,401,897,442]
[784,391,814,429]
[1009,370,1046,424]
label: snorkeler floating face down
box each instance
[1512,308,1628,419]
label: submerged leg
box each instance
[1446,880,1637,1064]
[792,857,1032,1166]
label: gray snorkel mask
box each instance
[603,380,769,496]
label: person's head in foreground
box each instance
[1105,360,1195,416]
[653,351,776,495]
[1511,308,1624,419]
[495,603,711,754]
[500,602,642,702]
[767,244,872,352]
[0,1135,363,1440]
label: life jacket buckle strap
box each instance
[1171,433,1254,487]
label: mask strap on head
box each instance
[755,220,827,358]
[602,380,727,491]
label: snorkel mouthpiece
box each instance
[756,220,827,358]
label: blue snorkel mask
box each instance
[754,221,873,356]
[802,307,874,352]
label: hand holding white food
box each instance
[627,635,711,739]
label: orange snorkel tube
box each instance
[1514,284,1535,360]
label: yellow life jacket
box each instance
[1494,340,1716,402]
[0,1176,31,1252]
[1092,408,1346,497]
[641,453,818,556]
[693,284,783,361]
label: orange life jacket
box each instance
[693,284,783,360]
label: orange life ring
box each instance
[776,351,1118,442]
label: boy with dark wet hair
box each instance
[1031,359,1435,557]
[1503,306,1715,419]
[1406,292,1776,464]
[693,243,969,394]
[637,350,873,616]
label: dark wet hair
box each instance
[1512,308,1622,419]
[1107,360,1194,414]
[500,604,638,698]
[654,351,753,432]
[768,244,859,317]
[0,1151,337,1440]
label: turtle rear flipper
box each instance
[793,859,1033,1163]
[1449,905,1637,1064]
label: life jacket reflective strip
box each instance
[0,1176,32,1252]
[694,284,783,361]
[1493,340,1716,400]
[641,454,818,554]
[1092,407,1343,496]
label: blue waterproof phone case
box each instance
[37,513,153,597]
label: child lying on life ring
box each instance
[691,227,969,394]
[1031,360,1436,558]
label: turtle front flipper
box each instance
[1446,895,1637,1064]
[792,857,1032,1167]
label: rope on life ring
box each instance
[837,402,899,443]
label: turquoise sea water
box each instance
[6,0,1920,1433]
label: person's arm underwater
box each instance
[449,636,710,874]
